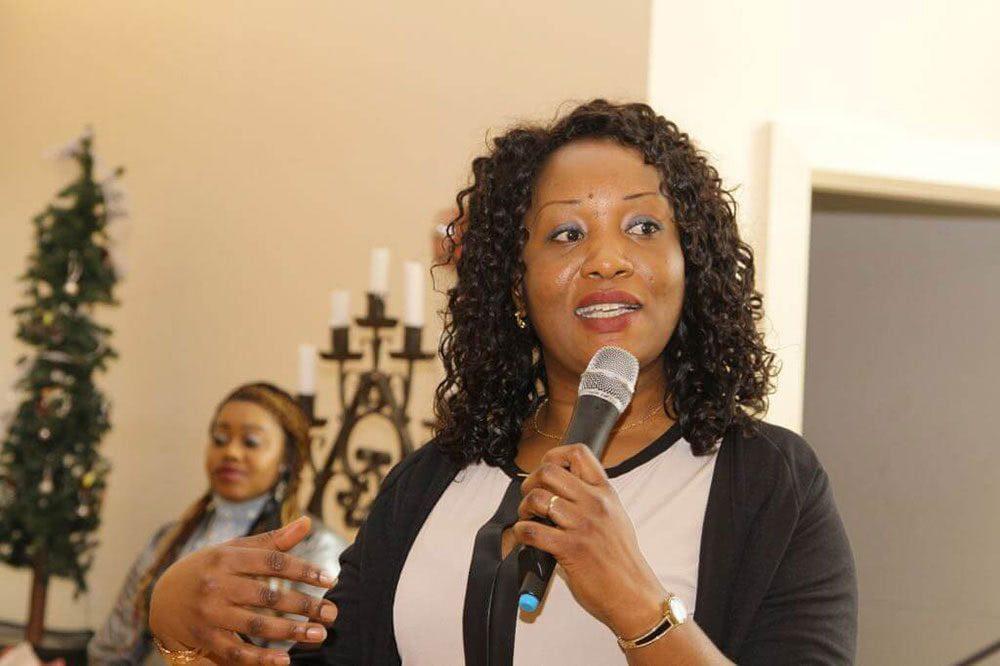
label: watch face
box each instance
[668,596,688,623]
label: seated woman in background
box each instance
[88,382,347,665]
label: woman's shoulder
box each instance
[379,437,459,495]
[353,438,464,539]
[724,419,828,504]
[301,514,349,551]
[289,514,349,574]
[148,520,179,548]
[119,521,180,574]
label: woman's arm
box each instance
[88,526,170,665]
[735,466,858,664]
[512,443,732,665]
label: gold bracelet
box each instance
[153,635,204,664]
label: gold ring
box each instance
[547,494,560,517]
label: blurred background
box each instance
[1,1,997,664]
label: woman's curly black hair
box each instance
[432,99,777,468]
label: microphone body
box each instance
[517,393,622,612]
[515,345,639,613]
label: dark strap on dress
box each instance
[462,475,524,666]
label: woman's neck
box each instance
[518,361,674,471]
[211,492,270,519]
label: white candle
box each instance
[298,344,317,395]
[329,290,350,327]
[403,261,425,327]
[369,247,390,295]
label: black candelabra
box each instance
[297,293,435,528]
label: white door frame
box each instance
[762,119,1000,432]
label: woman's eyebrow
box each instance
[535,198,581,215]
[622,191,662,200]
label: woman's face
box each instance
[205,400,285,502]
[521,138,685,380]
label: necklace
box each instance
[530,397,665,441]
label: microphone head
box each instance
[578,346,639,414]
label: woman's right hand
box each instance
[149,516,338,665]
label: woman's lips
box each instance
[213,468,246,483]
[576,309,637,333]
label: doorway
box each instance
[803,192,1000,664]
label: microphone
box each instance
[516,345,639,613]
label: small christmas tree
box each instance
[0,129,124,644]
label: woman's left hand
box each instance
[513,443,667,638]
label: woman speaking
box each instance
[147,100,857,664]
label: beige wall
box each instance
[648,0,1000,246]
[0,1,650,629]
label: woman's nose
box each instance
[581,234,634,281]
[220,441,243,460]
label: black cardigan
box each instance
[291,421,858,664]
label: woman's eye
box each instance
[626,217,662,236]
[550,226,584,243]
[244,437,261,448]
[211,433,228,446]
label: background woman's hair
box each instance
[133,381,312,621]
[432,99,777,468]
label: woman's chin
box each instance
[210,484,250,502]
[575,328,642,357]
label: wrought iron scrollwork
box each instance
[300,293,434,528]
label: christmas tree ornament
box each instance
[63,254,83,296]
[40,386,69,415]
[38,427,51,441]
[37,281,53,298]
[39,473,53,494]
[40,350,74,364]
[55,396,72,418]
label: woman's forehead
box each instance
[532,139,662,202]
[214,400,281,431]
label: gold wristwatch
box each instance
[616,593,688,651]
